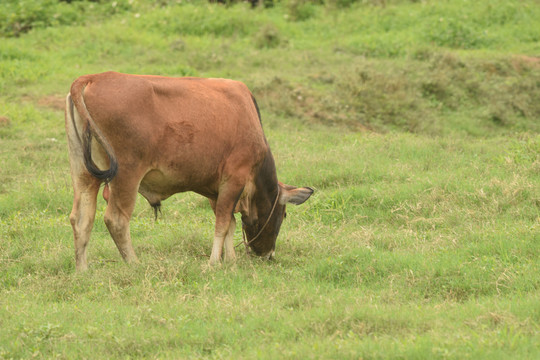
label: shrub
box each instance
[137,4,260,37]
[0,0,135,37]
[425,17,491,49]
[286,0,317,21]
[254,23,282,48]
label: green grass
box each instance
[1,0,540,358]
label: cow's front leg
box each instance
[223,216,237,262]
[209,221,228,266]
[210,215,236,265]
[209,184,242,265]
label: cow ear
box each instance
[279,184,314,205]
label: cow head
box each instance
[241,183,313,258]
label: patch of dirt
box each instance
[0,116,10,127]
[512,55,540,73]
[20,94,66,111]
[38,95,66,111]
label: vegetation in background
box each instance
[0,0,539,358]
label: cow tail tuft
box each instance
[82,124,118,183]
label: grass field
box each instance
[1,0,539,358]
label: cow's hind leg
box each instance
[103,176,140,264]
[69,175,100,271]
[67,92,101,271]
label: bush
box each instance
[425,17,491,49]
[286,0,317,21]
[137,4,260,37]
[254,23,283,48]
[0,0,136,37]
[0,0,69,37]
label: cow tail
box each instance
[70,80,118,184]
[250,94,262,124]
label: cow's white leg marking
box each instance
[209,182,242,265]
[209,199,237,264]
[210,213,232,265]
[209,217,236,264]
[208,199,222,265]
[209,234,225,265]
[223,216,236,262]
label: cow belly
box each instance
[138,169,184,203]
[138,169,215,205]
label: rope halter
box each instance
[236,186,281,252]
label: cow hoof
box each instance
[125,257,140,265]
[75,265,89,272]
[75,261,89,272]
[208,259,221,267]
[202,260,221,273]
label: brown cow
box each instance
[65,71,313,271]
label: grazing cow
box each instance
[65,72,313,271]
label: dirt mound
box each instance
[38,95,65,111]
[0,116,10,127]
